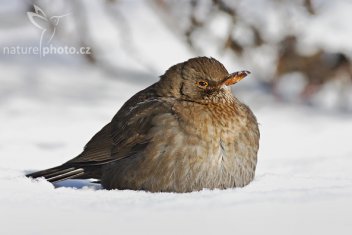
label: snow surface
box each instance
[1,1,352,235]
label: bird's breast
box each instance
[166,100,258,191]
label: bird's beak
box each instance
[222,70,251,86]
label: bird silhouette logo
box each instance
[27,5,70,49]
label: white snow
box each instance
[1,0,352,235]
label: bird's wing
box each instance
[110,97,173,160]
[66,83,170,165]
[27,84,172,181]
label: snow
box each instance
[1,0,352,235]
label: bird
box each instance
[26,57,260,193]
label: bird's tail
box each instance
[26,164,87,183]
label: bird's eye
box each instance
[196,80,208,89]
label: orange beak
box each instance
[222,70,250,86]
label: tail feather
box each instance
[26,165,86,183]
[46,168,85,182]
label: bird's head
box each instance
[157,57,250,103]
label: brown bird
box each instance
[26,57,260,193]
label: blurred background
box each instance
[2,0,352,111]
